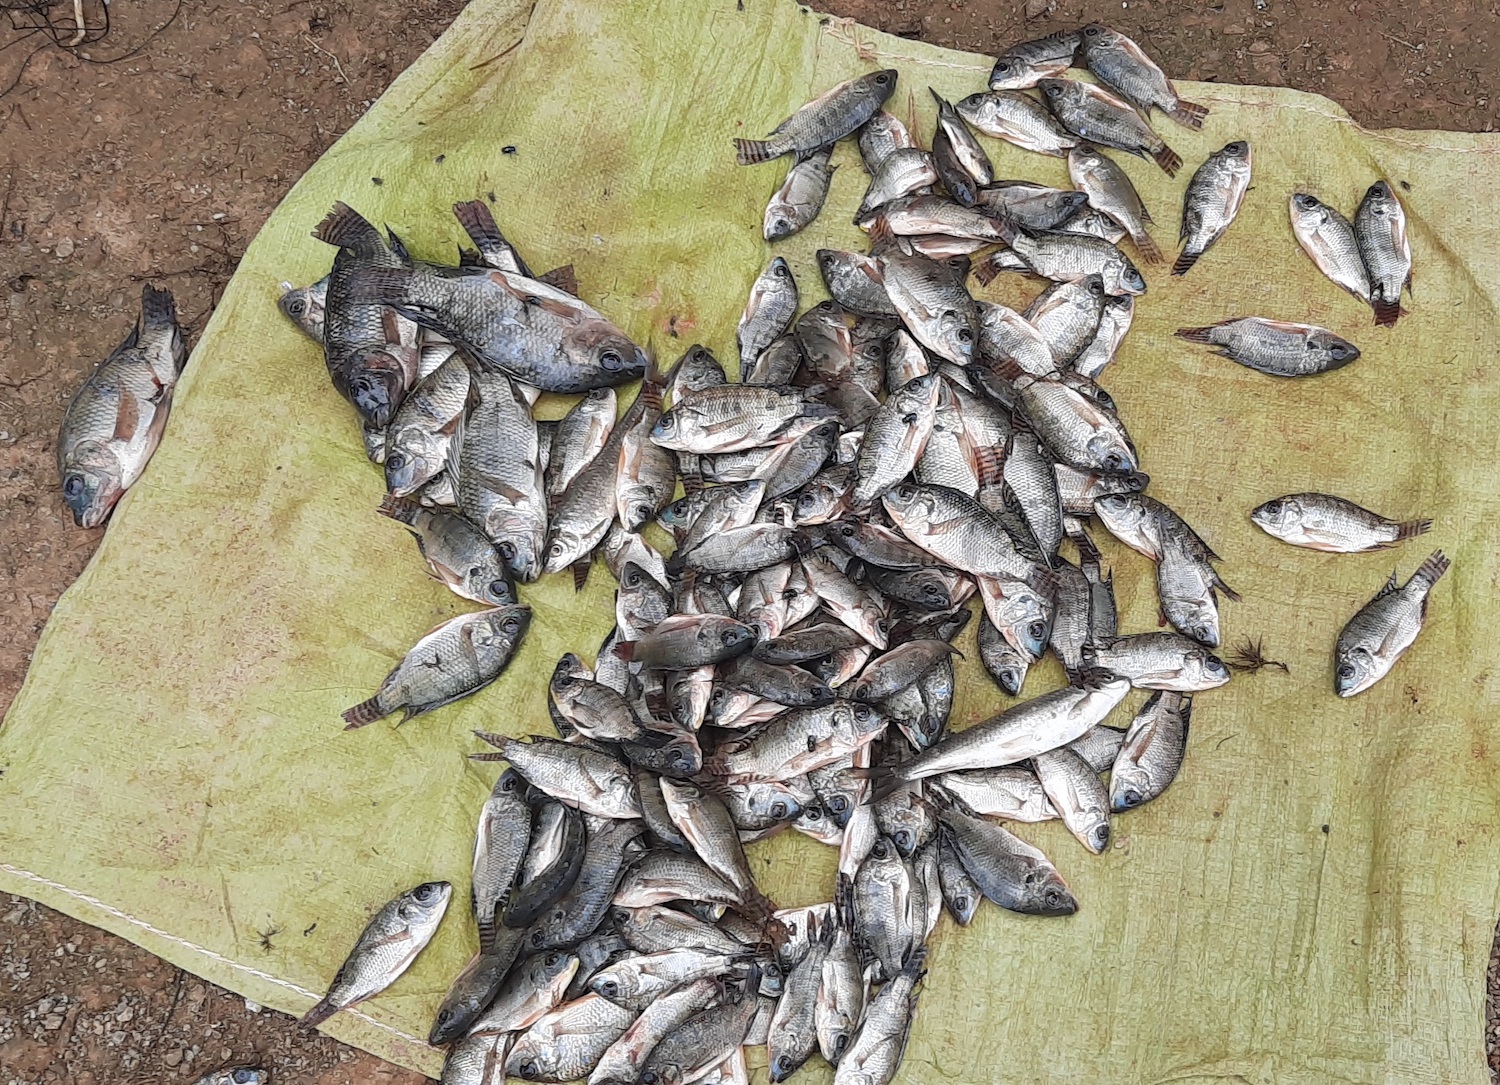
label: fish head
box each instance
[814,249,846,280]
[1109,761,1154,813]
[749,781,805,825]
[1290,192,1327,223]
[1310,331,1361,369]
[492,531,542,584]
[1221,140,1253,166]
[1109,260,1147,297]
[1093,492,1149,540]
[1334,644,1379,697]
[995,653,1028,695]
[1020,865,1078,916]
[1078,22,1114,48]
[1185,649,1232,689]
[397,881,453,924]
[879,481,934,524]
[504,1034,551,1081]
[527,949,580,998]
[649,407,683,448]
[382,428,445,496]
[1084,430,1137,473]
[60,452,124,529]
[1165,594,1220,649]
[860,69,900,103]
[345,347,410,428]
[765,211,801,243]
[1036,78,1071,104]
[1249,495,1304,539]
[277,281,325,337]
[464,561,517,607]
[481,604,532,648]
[589,959,639,1004]
[701,618,757,656]
[560,318,648,386]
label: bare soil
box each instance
[0,0,1494,1081]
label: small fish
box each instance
[1092,492,1222,563]
[194,1072,269,1085]
[988,29,1081,89]
[978,612,1031,695]
[1088,632,1231,691]
[1335,550,1449,696]
[738,258,800,375]
[469,767,532,949]
[976,226,1146,296]
[278,276,328,341]
[1004,423,1065,560]
[831,946,924,1085]
[588,977,720,1085]
[765,147,836,241]
[1155,531,1234,647]
[1289,193,1371,303]
[930,89,992,205]
[527,816,648,952]
[817,879,867,1065]
[377,496,515,607]
[1174,318,1359,377]
[383,355,471,497]
[852,837,919,982]
[668,344,728,401]
[1174,141,1253,275]
[504,994,639,1083]
[506,806,588,927]
[1251,493,1432,553]
[341,605,531,728]
[430,936,528,1043]
[975,301,1055,377]
[57,284,187,528]
[440,1034,510,1085]
[858,109,917,171]
[1069,143,1160,263]
[469,949,579,1036]
[938,805,1076,915]
[299,881,451,1029]
[590,948,749,1013]
[994,362,1138,473]
[1353,180,1412,326]
[1024,274,1107,368]
[1033,747,1111,853]
[545,388,618,501]
[877,249,978,366]
[767,917,830,1081]
[861,194,1011,244]
[1077,23,1208,128]
[471,735,642,819]
[930,766,1056,822]
[1037,78,1182,175]
[613,376,677,534]
[633,969,763,1085]
[857,148,939,218]
[1110,691,1191,812]
[454,368,546,581]
[956,90,1077,156]
[853,374,942,506]
[614,613,758,668]
[736,70,899,164]
[974,181,1089,231]
[652,385,835,455]
[851,641,961,703]
[817,249,899,318]
[883,483,1051,588]
[1070,293,1134,379]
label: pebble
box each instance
[163,1049,182,1067]
[55,238,75,259]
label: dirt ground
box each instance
[0,0,1494,1082]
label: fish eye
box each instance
[519,1061,540,1079]
[838,523,855,536]
[530,929,545,946]
[1263,500,1282,515]
[1122,788,1143,808]
[502,616,521,633]
[774,261,790,278]
[1093,825,1110,847]
[288,297,306,315]
[834,1034,850,1055]
[1337,663,1356,679]
[829,795,848,814]
[641,1074,660,1085]
[63,475,85,499]
[599,979,619,996]
[545,952,562,965]
[1085,24,1100,35]
[805,805,822,821]
[1329,342,1355,360]
[413,883,437,902]
[894,829,913,851]
[771,801,788,819]
[956,327,974,343]
[1126,269,1144,288]
[797,492,816,509]
[776,1056,794,1074]
[1028,620,1046,640]
[720,630,739,645]
[1044,888,1064,908]
[995,61,1011,72]
[1046,83,1061,96]
[499,541,517,560]
[853,705,871,722]
[658,413,676,431]
[232,1073,259,1085]
[875,72,892,84]
[1102,452,1125,470]
[600,349,624,370]
[1229,141,1247,154]
[634,503,653,523]
[549,541,566,556]
[872,839,890,858]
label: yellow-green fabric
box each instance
[3,0,1498,1079]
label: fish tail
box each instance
[971,254,1003,287]
[341,697,386,730]
[971,444,1005,487]
[865,213,895,247]
[571,559,592,592]
[298,996,340,1030]
[536,264,578,294]
[734,138,776,165]
[680,459,704,494]
[1215,576,1242,603]
[612,639,639,662]
[1414,549,1450,588]
[1372,298,1402,327]
[467,752,508,762]
[1170,99,1209,130]
[312,201,385,255]
[377,493,420,525]
[452,198,506,250]
[1151,143,1183,177]
[476,916,497,955]
[1395,518,1433,541]
[139,283,178,328]
[1170,249,1201,276]
[1132,232,1164,265]
[471,729,510,749]
[1173,325,1216,344]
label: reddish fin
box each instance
[1414,549,1450,587]
[1026,565,1059,596]
[1170,100,1209,130]
[1133,232,1163,265]
[537,265,579,295]
[298,996,340,1030]
[452,200,505,250]
[1173,325,1217,344]
[312,202,385,255]
[613,640,639,662]
[1395,518,1432,541]
[1372,299,1402,327]
[734,138,777,165]
[971,254,1003,287]
[972,444,1005,488]
[1152,144,1183,177]
[571,559,592,592]
[1171,249,1201,276]
[341,697,387,730]
[866,214,895,247]
[986,354,1025,384]
[377,494,421,525]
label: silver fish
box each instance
[938,806,1076,915]
[1069,143,1161,264]
[1089,632,1231,691]
[1174,141,1253,276]
[505,994,638,1083]
[830,947,925,1085]
[1251,492,1432,553]
[858,109,917,171]
[384,355,471,497]
[1037,78,1182,175]
[765,147,836,241]
[857,147,938,218]
[931,88,993,205]
[1174,317,1359,377]
[736,70,899,164]
[1335,550,1449,696]
[738,258,799,375]
[1353,180,1412,327]
[931,765,1056,822]
[1078,23,1208,128]
[853,373,942,506]
[956,90,1077,156]
[278,276,328,341]
[817,249,899,318]
[1033,746,1111,853]
[1070,293,1134,379]
[1110,690,1191,812]
[546,388,618,501]
[471,735,641,820]
[377,496,515,608]
[988,29,1081,89]
[587,977,720,1085]
[1289,193,1371,303]
[470,768,532,949]
[454,368,547,580]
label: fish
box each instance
[633,969,763,1085]
[651,385,836,455]
[613,849,747,912]
[470,735,642,820]
[1156,531,1235,647]
[974,181,1090,231]
[1250,493,1432,553]
[735,70,899,164]
[765,148,836,241]
[470,767,533,948]
[588,977,721,1085]
[857,148,939,218]
[527,816,647,952]
[1024,274,1108,368]
[975,301,1056,377]
[383,355,471,497]
[454,368,547,581]
[711,700,886,782]
[278,275,328,341]
[991,362,1139,472]
[738,258,800,376]
[668,344,728,401]
[930,765,1056,822]
[1092,492,1219,563]
[988,29,1082,89]
[506,805,588,927]
[978,612,1031,695]
[469,949,579,1035]
[1110,690,1191,812]
[377,496,516,607]
[1087,632,1231,691]
[612,905,748,956]
[817,879,867,1065]
[853,373,942,505]
[1003,424,1065,561]
[1033,747,1111,853]
[832,946,925,1085]
[299,881,451,1029]
[1174,141,1253,275]
[858,109,917,171]
[938,805,1076,915]
[1353,180,1413,326]
[877,247,979,367]
[852,837,919,982]
[753,623,867,666]
[590,948,750,1013]
[504,994,639,1083]
[667,522,800,576]
[930,89,993,205]
[1046,557,1093,675]
[882,483,1053,589]
[341,605,531,728]
[1037,78,1182,175]
[545,388,618,501]
[57,284,187,528]
[440,1034,510,1085]
[660,778,765,899]
[817,249,899,318]
[956,90,1077,156]
[1335,550,1449,696]
[614,380,678,536]
[1070,293,1134,380]
[874,786,938,858]
[976,225,1147,296]
[767,917,829,1082]
[1069,143,1160,263]
[1289,193,1371,303]
[430,935,528,1043]
[312,203,419,427]
[1077,24,1208,128]
[850,641,960,703]
[1174,318,1360,377]
[614,613,758,668]
[860,194,1012,244]
[350,261,646,393]
[194,1072,270,1085]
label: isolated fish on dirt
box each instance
[1110,690,1191,812]
[1289,193,1371,303]
[1251,493,1431,553]
[1069,143,1160,263]
[1078,24,1208,128]
[765,148,836,241]
[342,605,530,728]
[1037,78,1182,175]
[1335,550,1449,697]
[1175,318,1359,377]
[57,284,187,528]
[299,881,451,1029]
[956,90,1077,156]
[988,29,1081,89]
[736,70,899,164]
[1353,180,1412,327]
[1174,141,1252,276]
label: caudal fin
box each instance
[971,254,1004,287]
[1173,325,1217,344]
[734,138,777,165]
[139,283,178,328]
[1395,518,1433,541]
[312,202,385,256]
[1132,232,1163,265]
[298,996,340,1030]
[452,199,505,250]
[377,493,421,525]
[1414,549,1450,588]
[1372,298,1403,327]
[341,697,387,730]
[1171,249,1202,276]
[571,559,591,592]
[972,444,1005,488]
[1152,144,1183,177]
[1170,100,1209,130]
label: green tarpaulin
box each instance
[4,0,1499,1080]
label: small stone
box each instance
[43,1014,64,1030]
[244,999,262,1013]
[1249,39,1272,53]
[54,238,75,259]
[163,1050,182,1067]
[1223,23,1245,33]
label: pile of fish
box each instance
[234,20,1448,1085]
